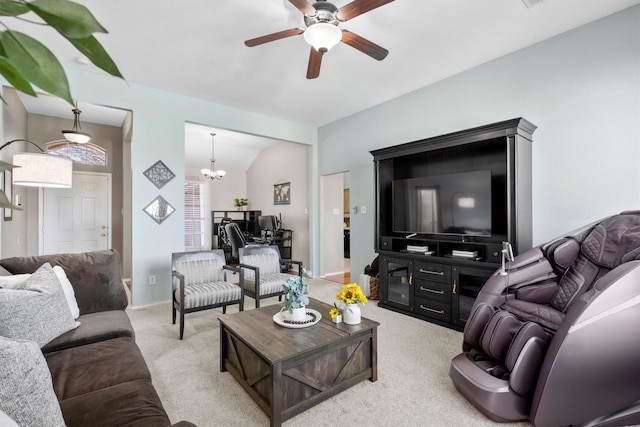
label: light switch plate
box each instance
[360,205,367,214]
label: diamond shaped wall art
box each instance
[144,196,175,224]
[143,160,175,189]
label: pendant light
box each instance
[61,102,91,144]
[200,133,226,180]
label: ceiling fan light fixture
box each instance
[62,103,91,144]
[304,22,342,52]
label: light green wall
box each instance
[0,6,637,306]
[317,6,640,277]
[1,69,318,307]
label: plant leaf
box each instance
[0,0,29,16]
[0,54,36,96]
[66,35,123,78]
[1,30,72,104]
[27,0,107,39]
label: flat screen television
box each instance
[392,170,493,237]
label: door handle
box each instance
[101,233,107,237]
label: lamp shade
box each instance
[12,153,73,188]
[303,23,342,52]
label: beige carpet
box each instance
[128,278,532,427]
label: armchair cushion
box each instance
[174,258,225,285]
[241,253,281,280]
[245,273,293,296]
[174,282,241,310]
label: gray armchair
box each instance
[171,250,244,339]
[239,245,303,308]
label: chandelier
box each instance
[200,133,226,180]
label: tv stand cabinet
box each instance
[371,118,535,331]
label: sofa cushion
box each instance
[59,379,171,427]
[0,249,127,315]
[0,336,66,427]
[42,310,135,354]
[0,263,79,347]
[46,337,152,400]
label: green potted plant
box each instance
[234,198,248,210]
[282,268,310,321]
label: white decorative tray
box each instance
[273,308,322,329]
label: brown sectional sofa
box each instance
[0,250,194,427]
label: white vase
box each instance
[289,306,306,322]
[343,304,361,325]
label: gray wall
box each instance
[246,141,311,267]
[317,7,640,277]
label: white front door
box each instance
[41,172,111,255]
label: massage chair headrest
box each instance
[582,212,640,269]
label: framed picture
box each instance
[273,182,290,205]
[4,170,12,221]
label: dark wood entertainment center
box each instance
[370,118,536,331]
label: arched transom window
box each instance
[45,141,107,166]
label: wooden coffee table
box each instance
[219,298,379,427]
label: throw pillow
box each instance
[0,273,31,289]
[53,266,80,319]
[0,263,78,347]
[0,336,66,427]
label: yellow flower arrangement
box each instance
[336,283,367,306]
[329,283,367,320]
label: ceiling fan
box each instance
[244,0,394,79]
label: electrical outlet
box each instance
[148,275,156,285]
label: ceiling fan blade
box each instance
[341,30,388,60]
[306,47,323,79]
[245,28,304,47]
[289,0,316,16]
[336,0,394,21]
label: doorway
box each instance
[320,171,350,283]
[41,171,111,254]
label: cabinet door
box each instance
[452,265,494,327]
[380,257,413,311]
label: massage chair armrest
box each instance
[514,281,558,304]
[474,247,557,309]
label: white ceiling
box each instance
[7,0,639,171]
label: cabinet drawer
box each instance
[413,261,451,283]
[414,278,451,303]
[415,297,451,323]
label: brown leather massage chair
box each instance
[449,211,640,426]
